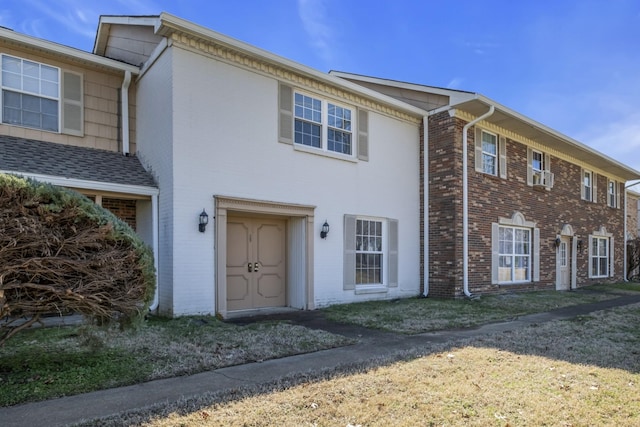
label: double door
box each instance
[226,216,286,311]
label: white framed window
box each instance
[582,169,596,202]
[481,130,497,175]
[475,127,506,178]
[2,55,59,131]
[343,215,398,291]
[491,211,539,285]
[608,180,618,208]
[356,218,384,285]
[279,84,368,161]
[588,226,614,279]
[498,226,531,283]
[1,54,83,135]
[590,236,609,277]
[293,91,353,155]
[527,148,554,189]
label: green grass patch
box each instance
[0,316,352,407]
[322,285,637,334]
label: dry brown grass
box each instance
[135,303,640,427]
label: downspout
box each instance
[121,70,132,155]
[462,105,495,297]
[148,193,160,311]
[423,116,429,296]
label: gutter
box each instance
[462,105,495,297]
[121,70,132,155]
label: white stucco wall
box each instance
[135,48,176,316]
[144,44,420,315]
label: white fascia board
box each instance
[453,94,640,179]
[155,12,427,118]
[329,71,476,105]
[0,170,158,196]
[0,27,139,75]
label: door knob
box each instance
[248,263,253,272]
[254,262,259,272]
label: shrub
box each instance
[0,173,155,344]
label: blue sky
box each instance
[2,0,640,176]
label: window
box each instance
[474,127,506,178]
[608,180,618,208]
[582,169,596,202]
[481,130,497,175]
[355,219,383,284]
[343,215,398,291]
[590,236,609,277]
[294,91,352,155]
[492,212,539,285]
[2,55,59,131]
[498,226,531,283]
[279,84,368,161]
[1,54,83,135]
[527,148,554,189]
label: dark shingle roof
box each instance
[0,135,156,188]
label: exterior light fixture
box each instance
[577,239,583,253]
[320,221,330,239]
[199,209,209,233]
[554,237,561,248]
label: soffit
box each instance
[452,97,640,181]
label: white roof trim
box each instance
[0,170,158,196]
[154,12,427,118]
[452,94,640,179]
[93,15,161,55]
[0,27,139,74]
[329,71,476,105]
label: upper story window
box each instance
[1,54,83,136]
[527,148,554,189]
[294,92,353,155]
[2,55,60,132]
[481,131,497,175]
[474,127,506,179]
[279,83,369,161]
[581,169,596,202]
[608,180,618,208]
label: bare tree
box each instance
[627,237,640,281]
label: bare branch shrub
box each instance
[0,174,155,345]
[627,237,640,281]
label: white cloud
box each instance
[580,113,640,173]
[446,77,464,89]
[297,0,335,63]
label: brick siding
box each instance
[102,198,137,231]
[427,112,625,298]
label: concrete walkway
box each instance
[2,293,640,427]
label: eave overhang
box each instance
[450,95,640,181]
[0,27,139,75]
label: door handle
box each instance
[248,263,253,273]
[254,262,259,272]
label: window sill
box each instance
[354,285,388,295]
[293,143,357,163]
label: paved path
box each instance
[2,294,640,427]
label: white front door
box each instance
[556,237,571,290]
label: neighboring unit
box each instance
[332,72,640,297]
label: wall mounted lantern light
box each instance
[577,239,584,253]
[320,221,330,239]
[554,237,561,248]
[199,209,209,233]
